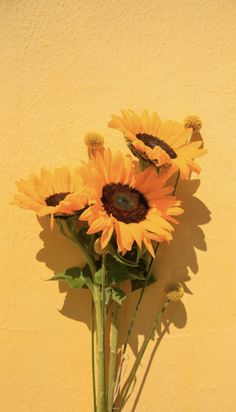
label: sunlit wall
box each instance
[1,1,236,411]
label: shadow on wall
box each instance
[126,177,211,410]
[36,216,92,329]
[36,177,211,410]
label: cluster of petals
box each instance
[12,166,89,218]
[109,109,206,179]
[78,149,183,256]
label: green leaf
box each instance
[48,266,93,290]
[111,287,126,305]
[112,253,139,267]
[95,269,103,285]
[112,243,147,267]
[49,267,82,281]
[104,287,126,305]
[105,254,145,285]
[67,276,85,289]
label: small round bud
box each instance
[184,115,202,131]
[165,282,184,302]
[84,132,104,148]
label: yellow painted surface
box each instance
[1,1,236,411]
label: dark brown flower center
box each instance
[101,183,149,224]
[45,192,70,207]
[136,133,177,159]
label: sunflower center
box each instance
[45,192,70,207]
[136,133,177,159]
[101,183,149,224]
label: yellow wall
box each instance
[1,1,236,411]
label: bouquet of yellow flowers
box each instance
[13,110,206,411]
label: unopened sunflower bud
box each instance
[94,238,110,256]
[165,282,184,302]
[184,115,202,131]
[94,238,103,255]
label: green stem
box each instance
[118,301,170,411]
[122,243,160,355]
[94,284,106,412]
[91,299,97,412]
[101,254,107,407]
[107,303,120,412]
[93,254,107,412]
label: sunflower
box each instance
[108,109,206,178]
[12,167,88,218]
[79,149,183,257]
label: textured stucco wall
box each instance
[1,1,236,411]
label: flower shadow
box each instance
[121,178,210,352]
[36,217,92,328]
[115,178,211,410]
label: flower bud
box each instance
[165,282,184,302]
[84,132,105,159]
[84,132,104,148]
[94,238,103,255]
[184,115,202,131]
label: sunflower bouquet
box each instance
[13,110,206,411]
